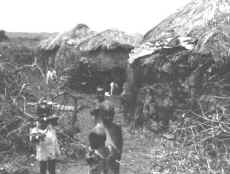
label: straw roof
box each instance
[129,0,230,63]
[39,24,96,51]
[78,29,142,52]
[129,36,197,64]
[39,33,64,51]
[195,25,230,61]
[144,0,230,43]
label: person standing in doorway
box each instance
[110,81,118,96]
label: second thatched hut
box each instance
[125,0,230,129]
[66,29,142,93]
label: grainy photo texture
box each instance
[1,0,230,173]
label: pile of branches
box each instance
[129,50,230,172]
[132,83,174,130]
[0,62,35,155]
[0,100,32,154]
[149,93,230,173]
[0,60,90,162]
[150,135,230,174]
[147,80,230,173]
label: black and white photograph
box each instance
[1,0,230,173]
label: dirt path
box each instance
[57,128,154,174]
[60,162,88,174]
[30,129,154,174]
[1,95,155,174]
[57,96,155,174]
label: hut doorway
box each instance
[92,67,126,95]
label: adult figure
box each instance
[101,102,123,174]
[88,96,123,174]
[110,81,118,96]
[87,110,110,174]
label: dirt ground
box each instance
[26,96,155,174]
[28,128,154,174]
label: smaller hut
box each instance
[73,29,142,93]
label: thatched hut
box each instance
[78,29,141,69]
[39,24,142,93]
[71,29,142,93]
[39,24,96,73]
[130,0,230,85]
[126,0,230,128]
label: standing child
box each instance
[30,101,60,174]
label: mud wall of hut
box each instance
[63,47,130,93]
[124,47,230,130]
[55,45,81,74]
[81,48,130,91]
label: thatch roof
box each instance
[129,0,230,63]
[44,26,142,73]
[39,24,96,51]
[129,36,197,64]
[39,33,64,51]
[78,29,142,52]
[195,25,230,61]
[143,0,230,42]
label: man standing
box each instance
[110,81,118,96]
[89,91,123,174]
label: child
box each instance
[86,124,110,174]
[30,101,60,174]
